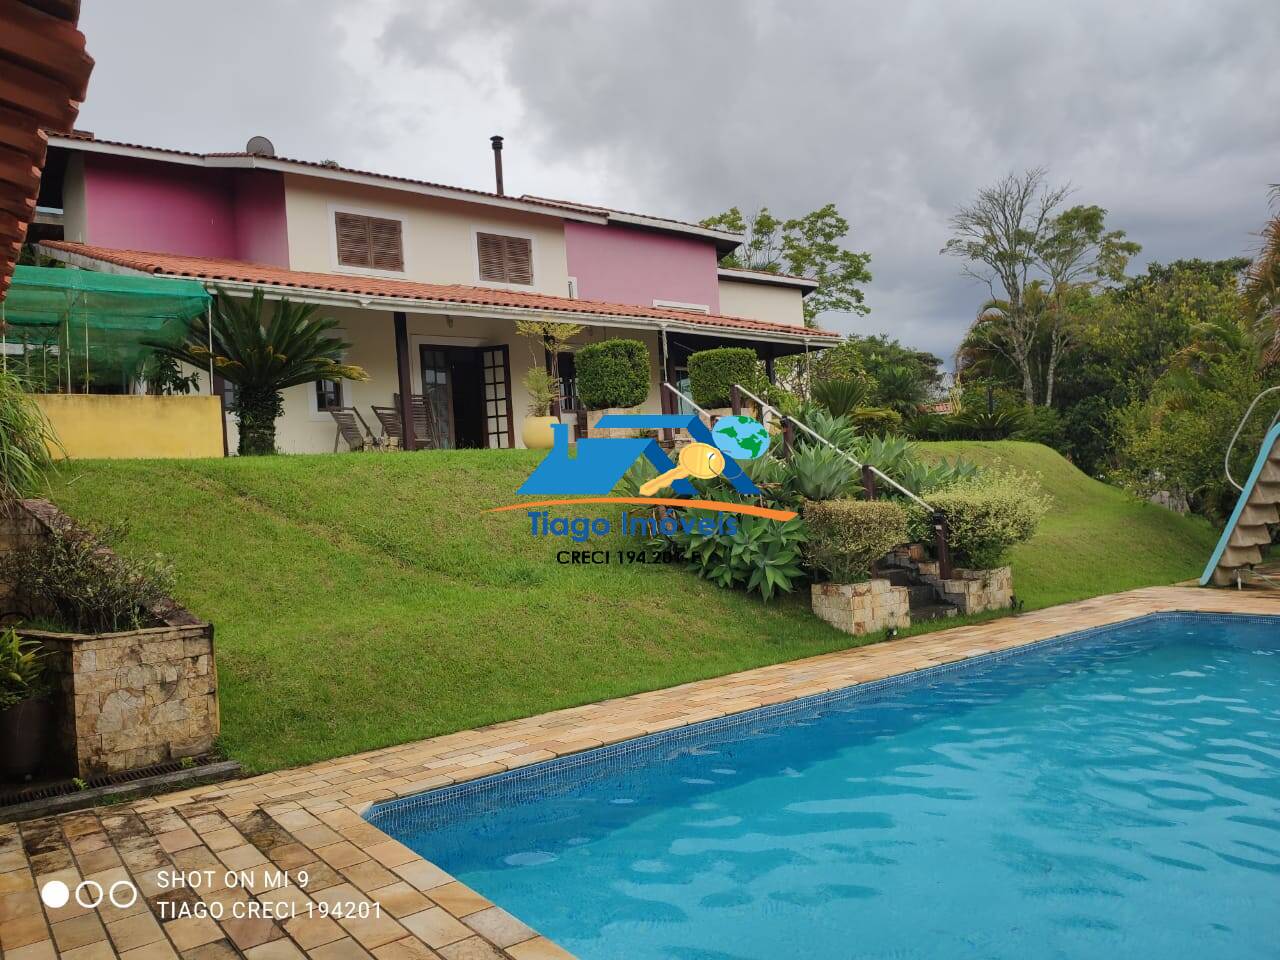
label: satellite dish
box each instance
[245,135,275,157]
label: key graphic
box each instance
[639,442,726,496]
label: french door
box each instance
[419,344,513,449]
[480,345,514,449]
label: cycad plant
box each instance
[147,288,367,455]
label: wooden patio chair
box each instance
[328,407,382,452]
[391,393,442,449]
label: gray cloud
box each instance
[75,0,1280,362]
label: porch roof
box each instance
[37,241,840,347]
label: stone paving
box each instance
[2,586,1276,960]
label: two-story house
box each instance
[31,131,834,452]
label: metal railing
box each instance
[730,383,935,511]
[658,380,954,579]
[1225,386,1280,491]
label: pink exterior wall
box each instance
[564,222,720,312]
[81,154,288,266]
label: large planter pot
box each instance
[0,695,53,781]
[522,415,560,449]
[811,580,911,636]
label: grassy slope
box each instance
[921,441,1218,607]
[46,442,1216,771]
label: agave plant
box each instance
[786,444,858,501]
[146,288,368,455]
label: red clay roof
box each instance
[38,242,838,341]
[0,1,93,299]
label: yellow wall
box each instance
[717,278,806,327]
[282,175,572,296]
[37,395,224,460]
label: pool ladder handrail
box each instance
[1224,386,1280,491]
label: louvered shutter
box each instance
[369,217,404,271]
[477,233,507,281]
[502,236,533,284]
[335,212,371,268]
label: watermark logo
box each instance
[489,414,796,540]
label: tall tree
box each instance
[943,168,1139,405]
[1244,185,1280,366]
[702,203,872,326]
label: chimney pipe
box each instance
[490,135,504,195]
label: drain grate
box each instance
[0,756,217,807]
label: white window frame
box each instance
[328,202,410,277]
[408,333,491,393]
[653,298,710,314]
[470,224,539,289]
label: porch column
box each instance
[765,348,776,385]
[393,311,417,451]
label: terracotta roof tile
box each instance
[38,241,837,340]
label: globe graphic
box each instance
[711,415,771,461]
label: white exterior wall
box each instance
[281,174,572,296]
[717,278,807,328]
[224,305,664,455]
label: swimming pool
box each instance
[368,613,1280,959]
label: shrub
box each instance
[575,338,650,410]
[850,406,903,436]
[0,626,49,711]
[2,520,175,633]
[687,347,763,408]
[0,369,57,501]
[909,471,1051,569]
[659,511,807,602]
[811,377,871,418]
[804,499,908,583]
[1013,406,1067,450]
[944,406,1026,440]
[522,367,557,416]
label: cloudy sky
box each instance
[75,0,1279,363]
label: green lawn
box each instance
[45,442,1216,772]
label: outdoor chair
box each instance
[374,395,441,449]
[329,407,383,452]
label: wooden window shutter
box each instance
[369,217,404,271]
[335,212,404,271]
[477,232,507,282]
[335,212,370,268]
[476,232,534,284]
[503,236,533,284]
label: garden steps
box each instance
[1202,424,1280,588]
[881,566,959,621]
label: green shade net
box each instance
[0,265,211,394]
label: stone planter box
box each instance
[586,407,642,439]
[811,579,911,636]
[936,566,1013,614]
[2,499,219,778]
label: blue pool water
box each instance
[369,613,1280,960]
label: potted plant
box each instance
[0,626,53,781]
[576,338,651,438]
[522,367,560,449]
[514,319,584,448]
[805,499,911,635]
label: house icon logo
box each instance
[517,414,765,497]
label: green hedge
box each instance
[687,347,763,409]
[575,338,651,410]
[907,471,1051,569]
[804,499,907,583]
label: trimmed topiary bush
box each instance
[575,338,650,410]
[687,347,764,409]
[804,499,908,583]
[908,470,1051,569]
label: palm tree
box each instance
[1245,186,1280,367]
[872,364,928,417]
[147,288,367,455]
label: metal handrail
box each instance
[661,381,710,418]
[731,383,935,511]
[1225,386,1280,491]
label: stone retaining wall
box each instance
[811,579,911,635]
[2,500,219,776]
[917,562,1013,614]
